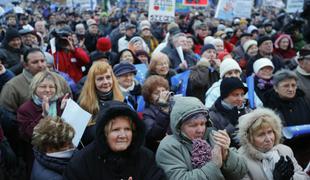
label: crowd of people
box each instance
[0,1,310,180]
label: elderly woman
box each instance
[156,96,247,180]
[118,49,140,64]
[142,75,172,152]
[63,101,166,180]
[79,61,124,145]
[273,34,297,69]
[128,36,150,55]
[146,52,176,87]
[264,69,310,167]
[239,40,258,71]
[31,116,75,180]
[237,108,309,180]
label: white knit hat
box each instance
[243,40,257,53]
[253,58,274,74]
[220,58,242,78]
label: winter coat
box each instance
[53,48,90,83]
[145,69,176,88]
[205,79,263,109]
[0,69,14,93]
[31,149,72,180]
[0,45,24,75]
[253,76,273,104]
[122,81,142,110]
[84,33,102,53]
[296,67,310,102]
[63,101,166,180]
[156,96,247,180]
[143,104,171,152]
[209,98,250,147]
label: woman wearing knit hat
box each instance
[205,58,263,109]
[252,58,274,104]
[239,40,258,70]
[273,34,297,70]
[208,77,250,147]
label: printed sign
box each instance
[286,0,304,13]
[215,0,253,20]
[183,0,208,6]
[148,0,176,23]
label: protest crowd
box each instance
[0,0,310,179]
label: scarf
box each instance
[191,139,212,169]
[32,95,58,117]
[261,150,280,180]
[297,66,310,76]
[96,90,113,104]
[46,148,75,158]
[119,82,135,93]
[256,78,273,90]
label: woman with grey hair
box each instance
[237,108,309,180]
[264,69,310,168]
[31,116,75,180]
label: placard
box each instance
[148,0,175,23]
[183,0,208,6]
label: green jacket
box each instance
[156,96,247,180]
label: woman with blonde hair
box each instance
[78,61,124,145]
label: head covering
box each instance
[113,62,137,77]
[125,23,136,30]
[200,44,216,55]
[86,19,97,27]
[204,36,215,45]
[90,51,108,62]
[219,58,242,78]
[243,40,257,53]
[139,20,151,31]
[239,19,248,26]
[253,58,274,74]
[220,77,248,99]
[247,25,258,34]
[217,24,226,32]
[240,33,252,39]
[274,34,293,49]
[167,22,180,36]
[257,36,273,47]
[96,37,112,52]
[4,28,21,43]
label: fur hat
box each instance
[253,58,274,74]
[219,58,242,78]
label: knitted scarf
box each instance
[32,95,58,117]
[191,139,212,169]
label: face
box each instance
[176,36,188,50]
[259,40,273,55]
[24,51,47,75]
[247,44,258,57]
[126,28,136,37]
[117,73,134,89]
[181,118,207,140]
[224,88,245,107]
[76,26,86,35]
[202,49,217,60]
[151,86,168,104]
[279,38,289,50]
[8,37,22,49]
[35,78,56,99]
[7,17,16,25]
[95,71,113,93]
[224,69,241,78]
[252,126,275,152]
[186,37,194,50]
[88,25,99,35]
[197,28,209,38]
[106,117,133,152]
[256,66,273,80]
[299,59,310,73]
[120,51,134,64]
[141,28,151,37]
[155,58,169,76]
[35,21,46,33]
[137,55,148,64]
[274,78,297,99]
[214,42,224,52]
[22,34,35,46]
[133,41,143,51]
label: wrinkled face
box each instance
[214,42,224,52]
[133,41,143,51]
[35,22,46,33]
[274,78,297,99]
[88,25,99,35]
[224,69,241,78]
[8,37,22,49]
[106,117,133,152]
[151,86,168,104]
[35,78,56,99]
[252,126,275,153]
[259,40,273,55]
[247,45,258,57]
[95,70,113,93]
[24,51,47,75]
[22,34,36,46]
[117,72,134,89]
[202,49,217,60]
[120,51,134,64]
[224,88,245,107]
[155,58,169,76]
[279,38,289,50]
[256,66,273,80]
[181,118,207,140]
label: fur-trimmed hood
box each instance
[237,108,283,160]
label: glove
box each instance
[273,155,294,180]
[0,138,17,168]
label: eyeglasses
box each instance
[38,85,56,90]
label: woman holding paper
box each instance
[237,108,309,180]
[63,101,166,180]
[78,61,124,145]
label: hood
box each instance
[170,96,209,137]
[95,100,145,157]
[237,108,282,160]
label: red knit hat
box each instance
[96,37,112,52]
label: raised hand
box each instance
[212,130,231,161]
[211,144,223,168]
[42,95,49,117]
[61,93,70,110]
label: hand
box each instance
[61,93,70,110]
[64,37,75,51]
[273,156,294,180]
[210,58,221,68]
[128,177,133,180]
[157,91,171,107]
[211,144,223,168]
[212,130,230,161]
[0,64,6,75]
[179,61,188,70]
[42,96,49,117]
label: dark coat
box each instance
[253,76,273,104]
[31,149,71,180]
[209,98,249,147]
[143,104,170,152]
[0,69,14,93]
[0,45,24,75]
[63,101,166,180]
[145,69,176,88]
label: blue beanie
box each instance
[113,62,137,77]
[200,44,216,55]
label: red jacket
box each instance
[53,48,90,82]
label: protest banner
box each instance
[148,0,175,23]
[183,0,208,6]
[215,0,235,21]
[176,0,191,13]
[234,0,253,18]
[286,0,304,13]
